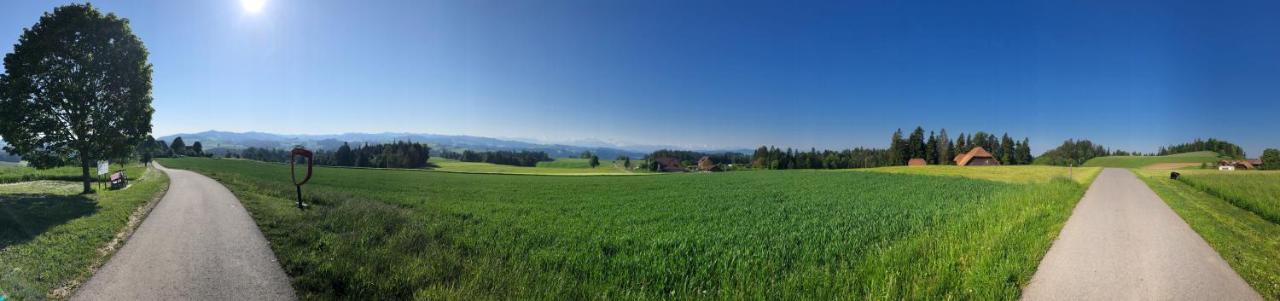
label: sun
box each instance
[241,0,266,14]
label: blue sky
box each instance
[2,0,1278,155]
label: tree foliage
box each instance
[1158,139,1245,158]
[1033,139,1116,166]
[1261,149,1280,170]
[0,4,154,193]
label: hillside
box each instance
[1082,151,1225,169]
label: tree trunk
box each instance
[81,157,93,194]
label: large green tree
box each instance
[0,4,154,193]
[1262,149,1280,170]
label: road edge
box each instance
[51,165,171,299]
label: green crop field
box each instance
[1082,151,1225,169]
[1176,171,1280,224]
[430,158,640,175]
[1135,170,1280,300]
[158,157,1093,300]
[0,165,168,300]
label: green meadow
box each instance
[1082,151,1224,169]
[0,163,146,185]
[1136,170,1280,300]
[159,158,1094,300]
[0,164,168,300]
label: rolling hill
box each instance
[1082,151,1226,169]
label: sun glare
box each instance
[241,0,266,14]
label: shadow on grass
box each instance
[0,194,97,249]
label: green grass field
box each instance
[1176,171,1280,225]
[0,163,146,185]
[159,157,1093,299]
[431,158,640,175]
[1135,170,1280,300]
[1082,151,1225,169]
[0,164,168,300]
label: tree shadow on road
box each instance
[0,194,98,249]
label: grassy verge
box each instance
[1176,171,1280,224]
[0,165,169,300]
[1135,170,1280,300]
[160,157,1089,300]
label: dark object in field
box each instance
[291,147,314,210]
[1170,172,1180,180]
[109,170,128,189]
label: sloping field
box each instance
[159,157,1092,300]
[1082,151,1224,169]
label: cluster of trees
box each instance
[888,127,1034,166]
[328,142,430,168]
[1159,139,1245,158]
[1262,149,1280,170]
[439,150,551,167]
[234,141,432,169]
[640,150,750,171]
[750,146,892,169]
[1033,139,1135,166]
[580,151,600,168]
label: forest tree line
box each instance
[438,150,552,167]
[1158,139,1246,158]
[888,127,1035,166]
[232,141,432,169]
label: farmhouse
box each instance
[953,146,1000,166]
[697,156,721,172]
[653,157,686,172]
[907,158,927,166]
[1218,160,1255,171]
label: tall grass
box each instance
[1136,170,1280,300]
[1178,172,1280,224]
[160,158,1089,300]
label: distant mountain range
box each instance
[158,130,751,159]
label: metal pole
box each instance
[296,185,303,209]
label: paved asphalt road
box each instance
[74,163,295,300]
[1022,168,1262,300]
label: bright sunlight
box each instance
[240,0,265,14]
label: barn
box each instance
[653,157,686,172]
[907,158,927,166]
[953,146,1000,166]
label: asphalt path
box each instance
[74,162,295,300]
[1022,168,1261,300]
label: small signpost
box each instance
[97,160,109,191]
[290,146,314,210]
